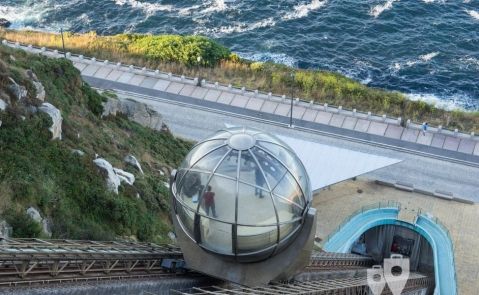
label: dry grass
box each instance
[2,29,478,132]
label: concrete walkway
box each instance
[4,41,479,164]
[323,206,457,295]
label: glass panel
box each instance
[279,220,301,240]
[257,141,309,197]
[223,126,245,133]
[274,195,303,222]
[198,175,237,223]
[251,147,286,189]
[175,168,188,193]
[209,130,233,140]
[237,225,277,253]
[255,134,290,149]
[257,141,296,170]
[177,205,195,237]
[272,173,305,208]
[239,150,268,190]
[243,128,262,136]
[237,183,276,226]
[200,217,233,255]
[215,150,239,179]
[190,146,230,173]
[182,139,226,169]
[179,171,210,211]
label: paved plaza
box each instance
[313,178,479,295]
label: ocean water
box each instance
[1,0,478,110]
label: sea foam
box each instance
[237,52,298,68]
[392,52,439,71]
[459,56,479,70]
[407,93,477,111]
[201,0,229,14]
[114,0,173,15]
[370,0,399,18]
[465,9,479,21]
[196,17,276,36]
[419,52,439,62]
[0,2,52,25]
[282,0,328,21]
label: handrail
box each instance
[417,211,458,293]
[324,200,401,243]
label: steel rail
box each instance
[0,239,375,287]
[171,272,434,295]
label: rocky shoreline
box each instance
[0,19,11,28]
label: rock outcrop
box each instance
[94,158,136,194]
[26,207,42,223]
[114,168,135,186]
[42,219,52,237]
[26,70,45,101]
[72,149,85,156]
[124,155,144,174]
[38,103,62,140]
[0,221,11,238]
[0,99,7,111]
[8,78,27,100]
[0,18,11,28]
[33,81,45,101]
[26,207,52,237]
[102,97,163,130]
[94,158,121,194]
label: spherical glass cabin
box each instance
[172,127,312,262]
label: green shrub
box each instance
[125,34,230,66]
[0,45,192,242]
[250,62,265,72]
[5,210,43,238]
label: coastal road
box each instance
[106,87,479,203]
[7,42,475,203]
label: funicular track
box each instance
[306,252,373,271]
[171,273,434,295]
[0,239,433,293]
[0,238,185,287]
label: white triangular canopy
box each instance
[225,124,401,191]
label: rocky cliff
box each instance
[0,44,192,242]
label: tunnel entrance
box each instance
[351,224,435,293]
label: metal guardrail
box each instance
[1,39,477,141]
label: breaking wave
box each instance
[113,0,173,15]
[0,1,52,26]
[196,18,276,36]
[465,9,479,21]
[282,0,328,21]
[236,52,298,68]
[407,93,477,111]
[391,52,440,71]
[370,0,399,18]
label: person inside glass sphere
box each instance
[183,172,203,202]
[255,166,265,198]
[203,185,217,218]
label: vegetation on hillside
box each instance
[0,29,477,132]
[0,45,193,242]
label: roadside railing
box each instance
[1,39,477,142]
